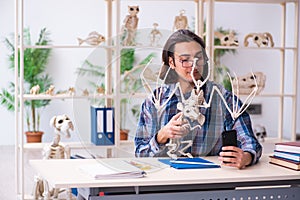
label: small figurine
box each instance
[122,5,139,46]
[244,32,274,47]
[30,85,40,95]
[232,72,266,95]
[214,30,239,46]
[82,89,89,96]
[149,23,162,47]
[33,114,74,199]
[173,9,188,32]
[77,31,106,46]
[96,85,105,94]
[67,87,76,96]
[45,85,55,95]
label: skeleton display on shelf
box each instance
[57,87,76,96]
[33,114,74,200]
[77,31,105,46]
[173,9,188,32]
[232,71,266,95]
[173,9,188,31]
[30,84,40,95]
[141,58,258,160]
[244,32,274,47]
[149,22,162,47]
[122,5,139,46]
[45,85,55,95]
[214,30,239,46]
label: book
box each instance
[273,150,300,162]
[78,159,146,179]
[275,141,300,154]
[269,156,300,171]
[158,157,220,169]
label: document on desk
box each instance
[78,159,146,179]
[158,157,220,169]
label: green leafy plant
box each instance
[77,49,155,134]
[0,28,53,132]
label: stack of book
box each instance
[269,141,300,171]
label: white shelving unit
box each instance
[202,0,298,141]
[14,0,203,199]
[14,0,298,199]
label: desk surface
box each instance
[30,155,300,189]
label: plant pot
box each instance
[25,131,44,143]
[120,129,129,140]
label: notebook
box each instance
[158,157,220,169]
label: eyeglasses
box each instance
[175,58,208,68]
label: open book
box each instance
[78,159,146,179]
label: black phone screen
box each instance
[222,130,237,147]
[221,130,237,163]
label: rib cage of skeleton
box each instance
[141,58,258,160]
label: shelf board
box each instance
[213,46,297,50]
[213,0,297,4]
[22,45,115,49]
[20,93,296,100]
[21,93,114,100]
[21,142,115,151]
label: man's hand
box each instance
[156,112,189,144]
[218,146,252,169]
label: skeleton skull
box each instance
[215,31,239,46]
[50,114,74,138]
[244,32,274,47]
[253,124,267,142]
[232,72,266,95]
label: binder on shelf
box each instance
[91,106,115,146]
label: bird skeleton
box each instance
[141,58,258,160]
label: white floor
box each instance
[0,145,17,200]
[0,140,276,199]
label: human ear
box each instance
[169,57,175,69]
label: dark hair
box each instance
[159,29,208,84]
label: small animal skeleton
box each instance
[82,88,89,96]
[215,31,239,46]
[122,5,139,46]
[244,32,274,47]
[33,114,74,200]
[78,31,105,46]
[30,85,40,95]
[57,87,76,96]
[173,9,188,32]
[141,58,258,159]
[45,85,55,95]
[149,22,162,47]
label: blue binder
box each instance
[158,157,220,169]
[91,106,115,145]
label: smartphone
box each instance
[221,130,237,163]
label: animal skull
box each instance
[232,72,266,95]
[244,32,274,47]
[50,114,74,138]
[253,124,267,142]
[214,31,239,46]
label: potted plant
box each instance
[0,28,53,143]
[76,48,155,140]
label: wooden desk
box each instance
[30,155,300,200]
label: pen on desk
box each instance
[170,160,219,166]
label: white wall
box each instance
[0,0,299,145]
